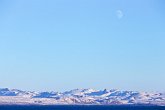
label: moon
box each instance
[116,10,124,19]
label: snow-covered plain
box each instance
[0,88,164,105]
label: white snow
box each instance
[0,88,164,105]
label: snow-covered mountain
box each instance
[0,88,164,105]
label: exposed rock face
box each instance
[0,88,164,105]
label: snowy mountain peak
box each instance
[0,88,164,105]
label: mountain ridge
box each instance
[0,88,164,105]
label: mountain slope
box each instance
[0,88,164,105]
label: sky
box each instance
[0,0,165,92]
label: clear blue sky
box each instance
[0,0,165,92]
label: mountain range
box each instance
[0,88,164,105]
